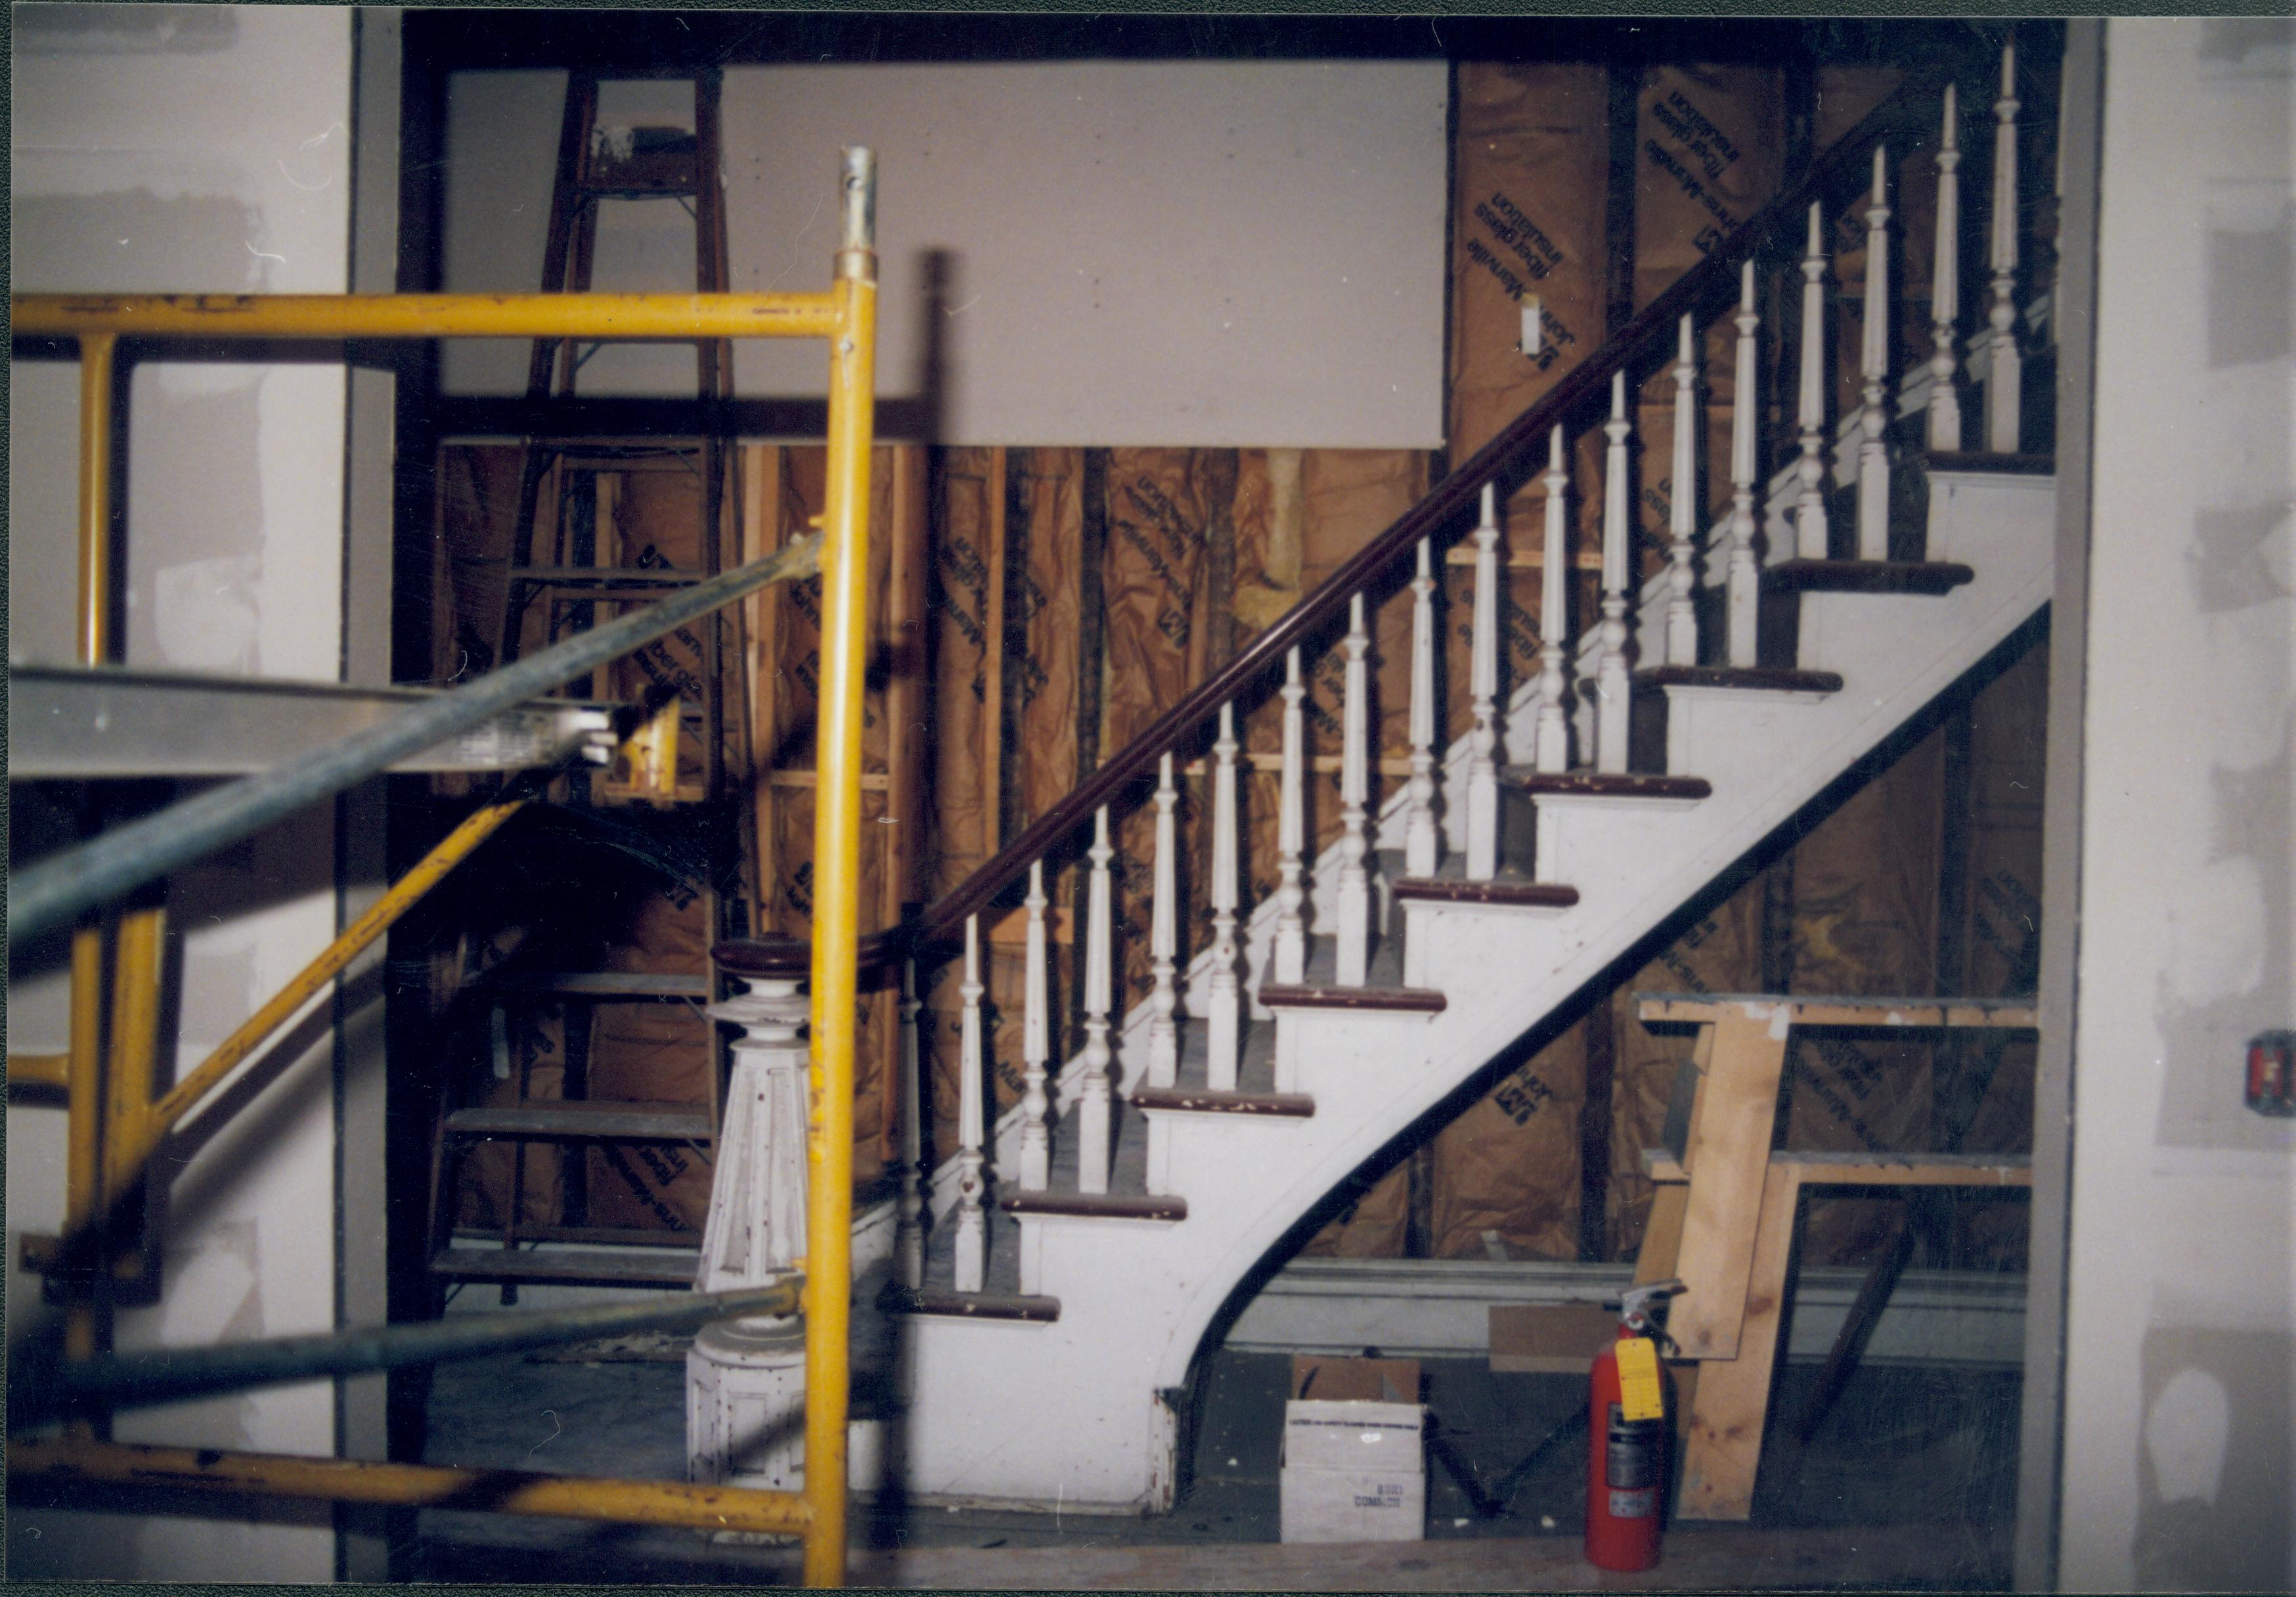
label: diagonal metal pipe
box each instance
[7,535,820,948]
[11,1275,801,1430]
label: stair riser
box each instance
[1145,1106,1316,1198]
[1398,898,1570,989]
[1658,685,1833,782]
[1529,792,1706,885]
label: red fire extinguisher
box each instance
[1585,1278,1683,1572]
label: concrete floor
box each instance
[402,1341,2019,1586]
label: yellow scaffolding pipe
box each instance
[11,150,879,1585]
[12,291,837,344]
[11,1439,813,1539]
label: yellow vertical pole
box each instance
[801,146,877,1592]
[65,333,121,1398]
[102,908,168,1202]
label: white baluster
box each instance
[1404,541,1440,878]
[896,958,926,1289]
[1985,39,2022,453]
[1857,144,1893,562]
[1273,649,1308,981]
[1336,593,1372,985]
[1466,484,1505,875]
[1928,81,1964,453]
[1595,371,1633,775]
[1077,807,1115,1194]
[1535,429,1572,774]
[1204,703,1242,1090]
[1726,261,1763,668]
[1018,859,1050,1190]
[954,914,987,1293]
[1796,202,1831,560]
[1147,752,1179,1089]
[1666,314,1700,665]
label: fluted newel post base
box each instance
[688,963,811,1508]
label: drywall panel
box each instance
[438,61,1449,447]
[7,5,354,1581]
[2059,19,2295,1592]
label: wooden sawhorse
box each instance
[1629,993,2037,1519]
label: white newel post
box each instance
[953,914,988,1292]
[1077,807,1115,1193]
[1666,314,1701,665]
[1985,39,2022,454]
[1336,593,1372,983]
[1403,541,1440,878]
[1018,861,1050,1190]
[1857,144,1894,562]
[1796,202,1831,560]
[1273,649,1308,981]
[1928,81,1964,453]
[1204,703,1243,1089]
[895,958,925,1289]
[1535,430,1572,773]
[1467,484,1505,874]
[1726,262,1762,667]
[687,956,812,1498]
[1147,752,1180,1087]
[1595,371,1633,775]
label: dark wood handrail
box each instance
[908,45,1988,947]
[708,35,2001,983]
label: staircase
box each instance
[717,37,2060,1512]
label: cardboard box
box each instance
[1488,1303,1618,1374]
[1289,1353,1421,1404]
[1280,1396,1426,1543]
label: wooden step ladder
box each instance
[430,68,749,1299]
[1628,993,2038,1521]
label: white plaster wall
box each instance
[2060,19,2296,1591]
[437,60,1449,447]
[7,4,355,1581]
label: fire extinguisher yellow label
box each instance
[1616,1336,1664,1421]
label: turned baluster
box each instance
[1928,81,1964,453]
[1273,649,1308,981]
[954,914,987,1293]
[1595,371,1634,775]
[1666,314,1701,665]
[1857,145,1893,562]
[1465,485,1505,876]
[1076,807,1115,1194]
[1204,703,1243,1090]
[1986,38,2022,453]
[896,958,926,1289]
[1018,860,1050,1190]
[1146,752,1180,1089]
[1336,593,1372,984]
[1726,261,1763,667]
[1535,429,1572,774]
[1404,540,1440,878]
[1796,202,1831,560]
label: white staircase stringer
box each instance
[894,473,2054,1514]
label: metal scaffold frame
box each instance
[7,149,879,1590]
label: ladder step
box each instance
[429,1247,699,1288]
[444,1102,711,1141]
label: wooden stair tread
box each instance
[1635,665,1844,694]
[444,1100,711,1140]
[883,1286,1061,1322]
[1131,1086,1315,1118]
[1761,560,1976,595]
[1256,978,1446,1013]
[1502,769,1713,801]
[428,1247,699,1287]
[1391,876,1579,909]
[1000,1190,1187,1221]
